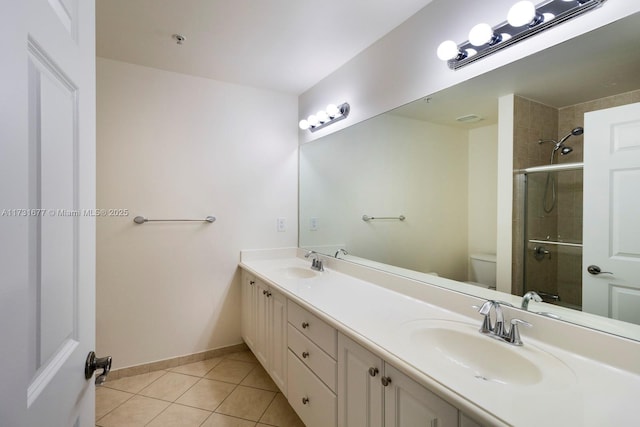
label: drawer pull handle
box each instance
[368,367,379,377]
[301,322,310,329]
[381,376,392,387]
[302,351,310,359]
[302,396,310,405]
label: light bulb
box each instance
[465,48,478,57]
[298,119,310,130]
[469,23,494,46]
[543,12,555,22]
[507,1,536,27]
[326,104,339,118]
[437,40,460,61]
[307,115,319,127]
[317,110,329,123]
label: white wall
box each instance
[96,58,298,369]
[467,124,498,259]
[300,114,469,280]
[299,0,640,143]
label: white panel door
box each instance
[0,1,97,426]
[583,102,640,325]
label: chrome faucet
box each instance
[476,300,531,346]
[477,300,505,336]
[334,248,348,258]
[521,291,543,310]
[304,251,324,272]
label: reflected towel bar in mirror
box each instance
[133,215,216,224]
[362,214,406,222]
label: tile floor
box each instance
[96,350,305,427]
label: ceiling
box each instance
[391,12,640,129]
[96,0,433,95]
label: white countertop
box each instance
[239,249,640,427]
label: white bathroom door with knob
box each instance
[0,1,96,426]
[583,102,640,325]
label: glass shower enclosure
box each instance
[523,163,583,310]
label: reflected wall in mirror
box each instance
[300,112,497,282]
[299,12,640,341]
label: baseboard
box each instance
[107,342,249,381]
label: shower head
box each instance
[559,127,584,144]
[560,146,573,155]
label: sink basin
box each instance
[280,266,319,279]
[397,319,575,389]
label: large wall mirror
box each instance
[299,12,640,341]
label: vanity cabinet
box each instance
[287,301,338,427]
[338,333,481,427]
[240,271,287,395]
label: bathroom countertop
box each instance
[239,249,640,427]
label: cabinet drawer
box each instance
[288,350,337,427]
[288,301,337,357]
[288,324,337,392]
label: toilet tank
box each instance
[469,253,497,287]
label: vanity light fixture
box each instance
[437,0,606,70]
[299,102,350,132]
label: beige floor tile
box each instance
[138,372,200,402]
[146,403,211,427]
[102,370,167,394]
[224,350,259,364]
[170,357,223,377]
[201,413,257,427]
[205,359,256,384]
[95,387,133,420]
[96,395,169,427]
[175,378,237,411]
[259,393,304,427]
[240,365,279,392]
[215,386,276,422]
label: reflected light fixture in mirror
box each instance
[299,102,351,132]
[437,0,606,70]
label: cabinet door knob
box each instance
[302,351,309,359]
[381,376,392,387]
[368,367,379,377]
[302,396,310,405]
[266,291,272,297]
[249,280,255,285]
[301,322,309,329]
[263,290,268,295]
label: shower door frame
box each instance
[522,162,584,306]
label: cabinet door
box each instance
[459,413,484,427]
[337,333,383,427]
[254,279,270,367]
[241,272,257,351]
[384,364,458,427]
[268,288,288,395]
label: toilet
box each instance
[467,253,497,289]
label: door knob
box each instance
[85,351,112,385]
[587,265,613,275]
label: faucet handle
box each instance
[507,318,532,346]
